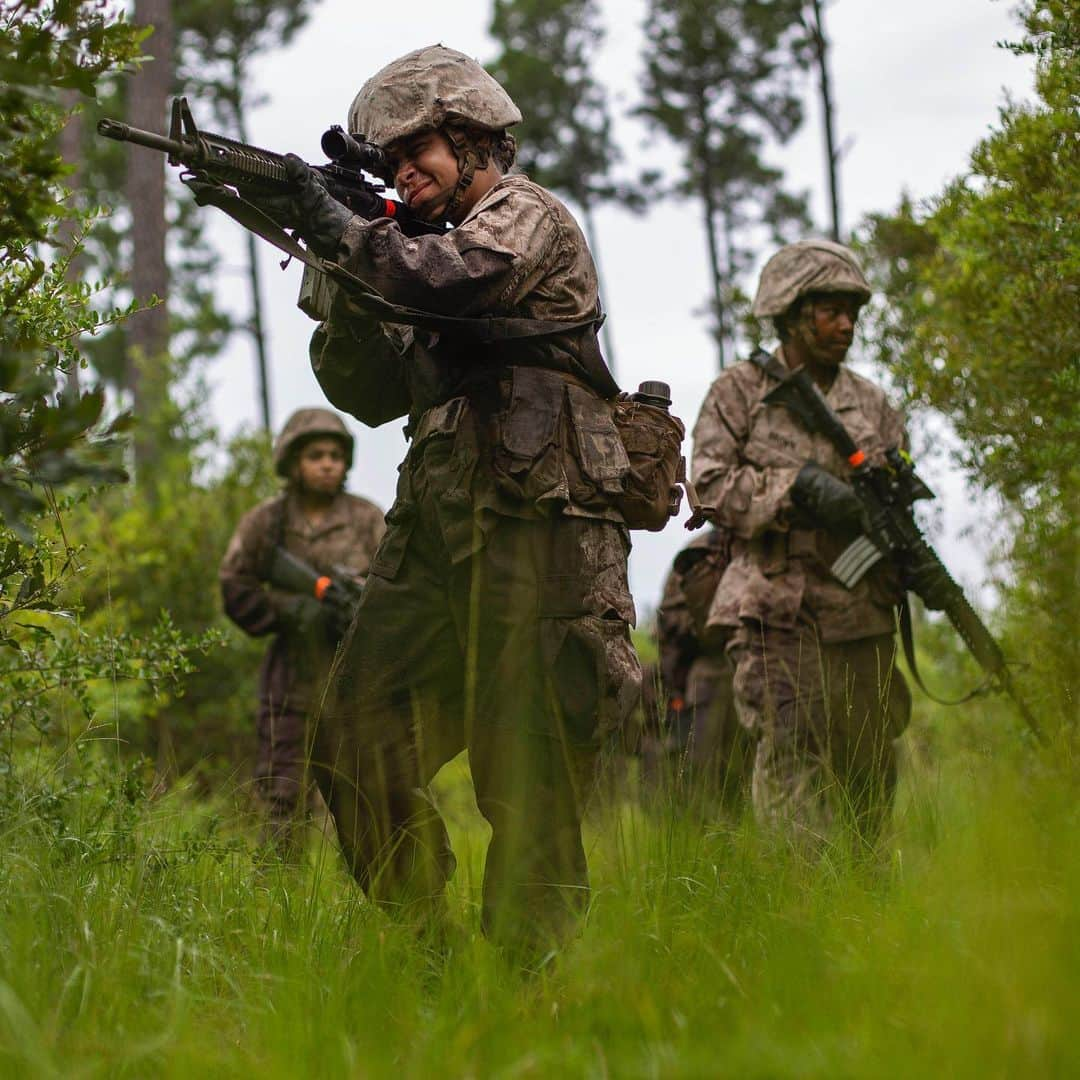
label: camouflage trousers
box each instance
[729,622,911,846]
[254,698,309,844]
[310,462,640,949]
[642,656,752,810]
[682,655,753,809]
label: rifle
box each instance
[97,96,444,239]
[748,349,1044,745]
[267,546,364,639]
[95,96,620,385]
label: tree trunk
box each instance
[578,197,618,380]
[57,92,84,395]
[720,203,739,366]
[245,229,272,430]
[126,0,174,477]
[810,0,841,241]
[695,95,726,370]
[127,0,175,781]
[228,64,272,431]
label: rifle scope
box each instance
[321,125,392,179]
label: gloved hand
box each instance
[250,154,353,258]
[277,593,329,636]
[790,462,864,531]
[318,580,361,638]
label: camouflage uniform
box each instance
[219,410,385,838]
[306,48,640,946]
[691,242,911,843]
[647,530,749,806]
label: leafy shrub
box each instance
[861,0,1079,726]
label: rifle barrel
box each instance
[97,118,186,158]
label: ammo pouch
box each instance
[674,535,732,640]
[491,368,628,516]
[610,398,686,531]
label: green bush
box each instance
[0,2,224,796]
[65,383,278,780]
[861,0,1079,726]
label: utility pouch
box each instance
[370,498,416,580]
[611,398,686,531]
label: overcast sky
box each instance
[200,0,1033,613]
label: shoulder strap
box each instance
[185,177,621,397]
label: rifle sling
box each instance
[184,177,621,398]
[898,598,993,706]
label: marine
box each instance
[257,46,641,952]
[690,240,912,846]
[219,408,385,852]
[649,528,750,809]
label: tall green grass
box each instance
[0,705,1075,1078]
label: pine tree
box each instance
[637,0,812,368]
[805,0,841,240]
[177,0,316,430]
[126,0,174,476]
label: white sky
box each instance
[202,0,1033,613]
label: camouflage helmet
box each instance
[347,44,522,150]
[272,408,354,478]
[751,239,872,318]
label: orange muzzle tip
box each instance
[848,450,866,467]
[314,576,332,601]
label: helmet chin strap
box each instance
[441,126,491,223]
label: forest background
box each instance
[0,0,1076,1075]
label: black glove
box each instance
[277,594,329,636]
[790,462,864,531]
[319,581,361,638]
[250,154,353,258]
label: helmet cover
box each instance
[348,44,521,149]
[752,239,872,318]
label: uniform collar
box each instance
[772,345,860,412]
[824,364,862,412]
[456,174,523,228]
[284,491,350,540]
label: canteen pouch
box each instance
[611,398,686,531]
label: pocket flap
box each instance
[413,396,466,444]
[567,384,629,488]
[502,367,564,459]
